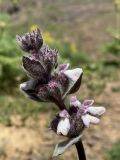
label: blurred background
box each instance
[0,0,120,160]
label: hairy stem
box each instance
[75,140,86,160]
[54,99,66,110]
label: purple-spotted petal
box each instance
[82,99,94,108]
[70,96,77,103]
[59,110,70,118]
[70,96,81,107]
[57,63,70,73]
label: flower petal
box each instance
[88,115,100,124]
[81,114,100,127]
[82,99,94,108]
[57,63,70,73]
[59,110,70,118]
[64,68,83,81]
[87,106,106,116]
[57,118,70,136]
[70,96,77,103]
[70,96,81,107]
[63,68,83,98]
[81,114,91,127]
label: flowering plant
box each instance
[16,27,106,159]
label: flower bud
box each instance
[16,28,43,52]
[22,45,58,82]
[22,56,49,82]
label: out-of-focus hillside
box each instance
[0,0,115,57]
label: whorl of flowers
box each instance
[16,28,106,158]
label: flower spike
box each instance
[17,27,106,159]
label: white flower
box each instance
[57,118,70,136]
[81,114,100,127]
[77,99,106,127]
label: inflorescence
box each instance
[16,27,106,158]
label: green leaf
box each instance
[53,134,82,157]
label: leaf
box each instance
[53,134,82,157]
